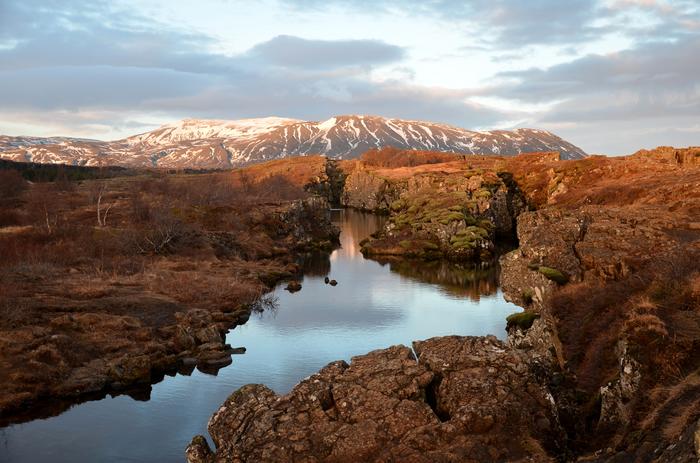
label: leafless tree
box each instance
[26,186,61,234]
[89,182,114,227]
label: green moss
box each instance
[477,219,494,231]
[450,239,475,250]
[538,266,569,285]
[390,199,405,211]
[521,289,534,304]
[475,189,492,199]
[421,241,439,250]
[399,240,412,249]
[438,211,465,224]
[506,311,540,330]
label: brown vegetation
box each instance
[0,161,337,421]
[360,146,458,168]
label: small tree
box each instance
[89,182,114,227]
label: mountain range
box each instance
[0,115,587,169]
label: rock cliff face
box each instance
[342,162,527,262]
[187,335,564,463]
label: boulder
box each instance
[192,336,564,462]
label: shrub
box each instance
[0,170,26,199]
[538,266,569,284]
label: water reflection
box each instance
[0,208,520,463]
[375,258,500,301]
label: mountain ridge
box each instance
[0,115,587,169]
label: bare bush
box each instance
[129,193,152,223]
[129,211,189,255]
[25,186,64,234]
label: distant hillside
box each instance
[0,115,587,169]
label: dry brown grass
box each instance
[360,147,458,168]
[146,269,263,310]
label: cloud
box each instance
[499,37,700,120]
[248,35,405,69]
[281,0,605,47]
[0,0,505,138]
[494,33,700,154]
[1,0,698,154]
[281,0,700,49]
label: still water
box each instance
[0,209,520,463]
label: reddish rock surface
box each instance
[187,336,564,462]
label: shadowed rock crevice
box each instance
[187,337,566,462]
[423,373,449,422]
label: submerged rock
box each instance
[285,281,302,292]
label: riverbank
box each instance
[0,167,339,423]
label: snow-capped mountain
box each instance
[0,115,586,169]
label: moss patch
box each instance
[506,311,540,330]
[537,266,569,285]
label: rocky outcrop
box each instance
[340,168,401,211]
[303,159,348,207]
[499,204,682,306]
[357,167,527,262]
[633,146,700,167]
[278,196,340,251]
[187,335,566,463]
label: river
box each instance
[0,209,520,463]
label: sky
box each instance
[0,0,698,154]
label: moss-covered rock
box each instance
[506,311,540,330]
[537,266,569,285]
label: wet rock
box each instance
[194,326,223,345]
[180,357,198,367]
[197,337,564,462]
[324,276,330,284]
[328,279,337,286]
[108,355,152,384]
[186,435,214,463]
[285,281,302,292]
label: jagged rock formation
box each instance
[0,115,587,169]
[344,158,527,261]
[186,335,564,463]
